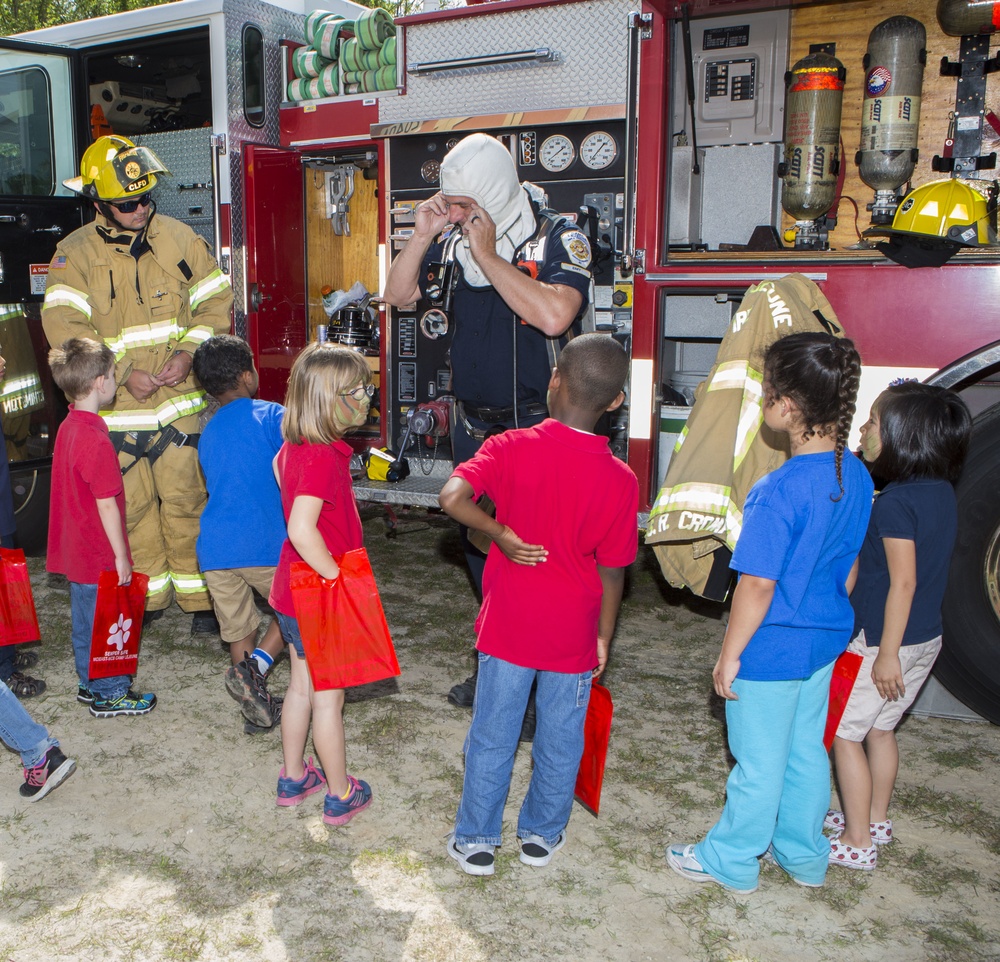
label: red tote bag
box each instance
[289,549,400,691]
[0,548,40,646]
[824,649,865,750]
[574,680,614,816]
[88,570,149,679]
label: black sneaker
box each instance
[244,698,283,735]
[12,648,39,671]
[447,834,495,876]
[142,608,164,629]
[447,670,477,708]
[90,689,157,718]
[519,833,566,867]
[191,611,220,635]
[226,653,278,728]
[77,685,95,704]
[20,746,76,801]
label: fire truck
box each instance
[3,0,999,720]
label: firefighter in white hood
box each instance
[384,132,594,719]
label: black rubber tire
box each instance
[938,403,1000,724]
[10,462,51,557]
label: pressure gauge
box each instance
[446,137,460,151]
[539,134,575,172]
[420,159,440,184]
[580,130,618,170]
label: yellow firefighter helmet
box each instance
[63,135,169,201]
[864,178,996,267]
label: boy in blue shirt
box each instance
[193,336,287,733]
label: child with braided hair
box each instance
[667,332,874,893]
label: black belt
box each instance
[460,401,547,425]
[111,425,200,476]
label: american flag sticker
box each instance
[51,256,66,269]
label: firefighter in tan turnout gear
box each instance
[42,136,232,632]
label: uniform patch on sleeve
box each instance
[51,256,66,270]
[560,263,591,277]
[560,230,592,268]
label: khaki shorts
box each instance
[835,628,942,741]
[203,566,277,643]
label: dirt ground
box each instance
[2,506,998,962]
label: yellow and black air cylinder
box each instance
[856,17,926,222]
[779,52,846,225]
[937,0,1000,37]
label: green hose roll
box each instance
[340,38,381,73]
[355,7,395,51]
[292,46,332,79]
[315,17,354,61]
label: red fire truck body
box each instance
[4,0,999,719]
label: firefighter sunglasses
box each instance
[110,192,152,213]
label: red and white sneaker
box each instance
[825,810,893,845]
[828,837,877,871]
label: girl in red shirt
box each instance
[268,343,374,826]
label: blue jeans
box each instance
[695,660,836,889]
[275,611,306,659]
[0,676,56,767]
[454,652,592,848]
[70,582,130,700]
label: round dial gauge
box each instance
[446,137,460,151]
[420,159,441,184]
[580,130,618,170]
[539,134,575,172]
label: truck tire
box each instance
[10,462,51,557]
[938,402,1000,724]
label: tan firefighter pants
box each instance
[119,437,210,613]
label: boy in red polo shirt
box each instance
[439,333,638,876]
[47,338,156,718]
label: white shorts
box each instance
[835,628,942,742]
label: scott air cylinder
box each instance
[779,52,846,246]
[937,0,1000,37]
[856,16,927,224]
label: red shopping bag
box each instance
[289,549,400,691]
[574,680,614,816]
[0,547,41,646]
[88,570,149,679]
[823,650,864,750]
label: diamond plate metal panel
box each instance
[224,0,305,337]
[379,0,634,124]
[133,129,215,247]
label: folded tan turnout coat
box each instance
[645,273,844,600]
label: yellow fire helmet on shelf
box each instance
[63,135,170,202]
[864,177,997,268]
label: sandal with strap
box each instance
[4,671,46,699]
[12,649,40,671]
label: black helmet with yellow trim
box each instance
[864,177,997,268]
[64,135,169,202]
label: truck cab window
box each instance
[0,67,55,196]
[242,25,265,128]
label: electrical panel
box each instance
[671,9,789,146]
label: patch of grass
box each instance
[929,746,983,770]
[895,785,1000,854]
[897,846,981,897]
[355,846,426,875]
[359,698,425,755]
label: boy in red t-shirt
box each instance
[439,333,639,876]
[47,338,156,718]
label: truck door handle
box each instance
[0,213,29,227]
[33,225,64,235]
[249,283,270,312]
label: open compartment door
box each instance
[243,144,306,402]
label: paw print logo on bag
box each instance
[106,614,132,652]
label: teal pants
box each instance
[695,660,835,889]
